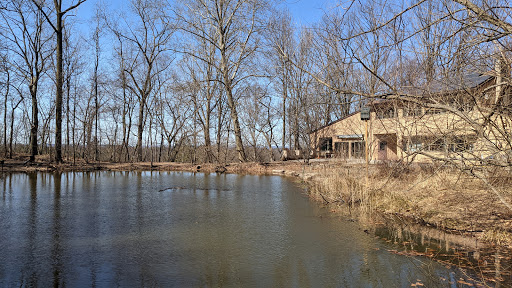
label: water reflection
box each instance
[361,213,512,286]
[28,173,38,286]
[52,172,62,287]
[0,172,486,287]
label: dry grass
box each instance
[307,163,512,246]
[309,167,365,205]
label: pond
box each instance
[0,171,479,287]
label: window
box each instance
[334,142,349,158]
[405,136,423,152]
[319,138,332,151]
[408,143,423,152]
[351,141,365,158]
[379,141,387,151]
[403,106,423,117]
[405,135,476,153]
[425,138,445,151]
[425,108,446,115]
[376,107,397,119]
[447,136,476,152]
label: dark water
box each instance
[0,171,476,287]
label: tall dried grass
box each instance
[307,162,512,245]
[309,167,366,207]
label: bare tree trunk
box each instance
[137,102,144,162]
[9,97,22,159]
[3,71,9,158]
[225,121,231,164]
[158,133,164,162]
[126,106,132,162]
[72,87,76,165]
[216,98,223,161]
[122,100,128,162]
[94,50,99,162]
[9,107,14,159]
[204,110,212,163]
[54,9,64,162]
[65,76,70,159]
[282,82,287,152]
[30,80,39,162]
[222,75,246,162]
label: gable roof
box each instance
[397,73,493,96]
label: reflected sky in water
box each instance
[0,171,464,287]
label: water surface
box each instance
[0,171,473,287]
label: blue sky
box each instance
[74,0,334,27]
[279,0,333,25]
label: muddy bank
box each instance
[0,157,306,174]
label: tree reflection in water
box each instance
[0,171,499,287]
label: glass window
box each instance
[425,108,446,115]
[406,136,423,152]
[405,135,476,153]
[319,138,332,151]
[447,136,476,152]
[403,106,423,117]
[425,138,445,151]
[376,107,397,119]
[334,142,349,158]
[351,141,365,158]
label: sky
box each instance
[279,0,333,25]
[74,0,334,27]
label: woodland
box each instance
[0,0,510,169]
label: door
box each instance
[378,140,388,160]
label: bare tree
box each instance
[9,85,24,158]
[177,0,271,162]
[180,49,221,163]
[91,13,102,161]
[1,0,53,161]
[266,9,294,153]
[259,92,280,161]
[156,81,192,162]
[62,25,84,161]
[106,0,174,162]
[31,0,87,163]
[0,57,10,157]
[313,14,357,121]
[112,32,136,162]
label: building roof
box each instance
[399,73,493,96]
